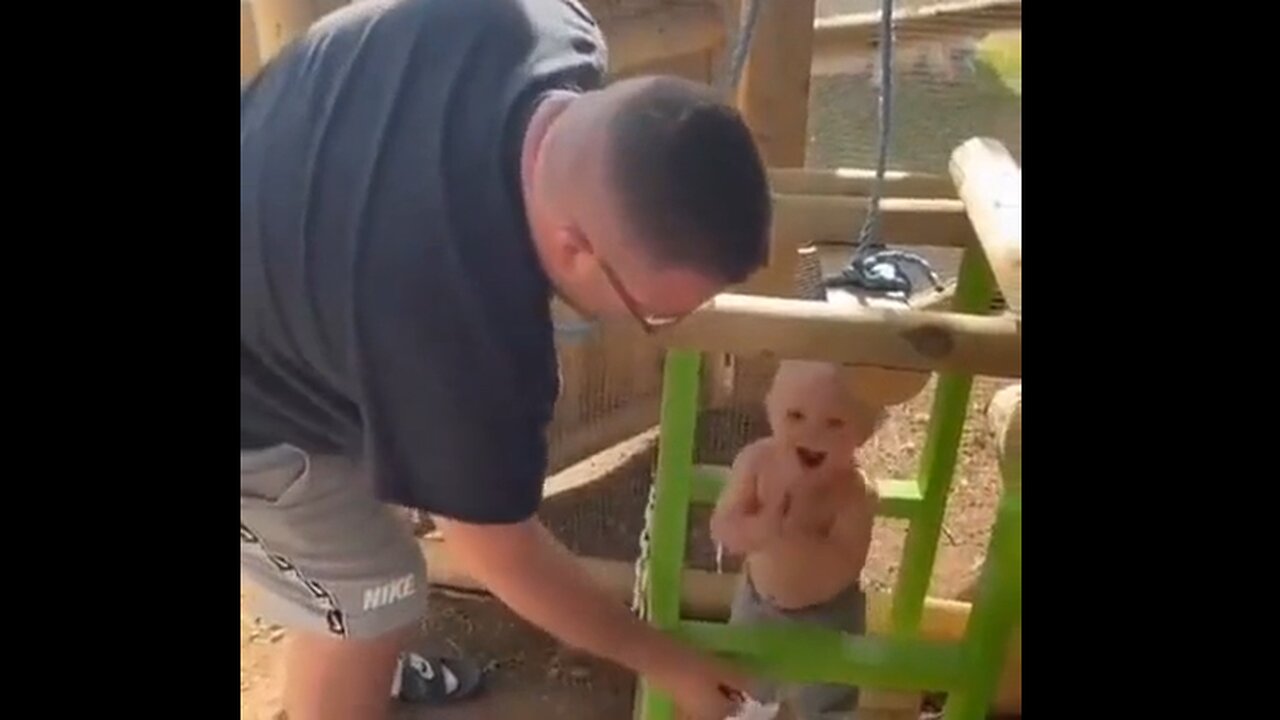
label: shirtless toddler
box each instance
[710,360,884,719]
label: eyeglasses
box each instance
[596,259,692,335]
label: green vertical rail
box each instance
[943,491,1021,720]
[891,249,995,634]
[639,349,703,720]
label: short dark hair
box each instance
[605,77,771,284]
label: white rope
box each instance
[629,0,766,620]
[630,481,660,618]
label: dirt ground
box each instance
[240,377,1012,719]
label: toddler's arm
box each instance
[710,444,784,555]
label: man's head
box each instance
[765,361,886,470]
[522,76,771,331]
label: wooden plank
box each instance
[657,293,1022,378]
[773,194,977,251]
[949,137,1022,315]
[603,4,725,75]
[769,167,956,199]
[736,0,818,166]
[814,0,1022,52]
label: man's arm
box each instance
[432,515,749,719]
[433,516,666,669]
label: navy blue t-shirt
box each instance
[240,0,607,522]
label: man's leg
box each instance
[283,626,407,720]
[240,445,442,720]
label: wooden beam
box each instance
[736,0,817,166]
[950,138,1022,316]
[657,294,1020,378]
[421,539,1019,714]
[773,195,977,251]
[814,0,1022,52]
[542,427,658,501]
[769,168,956,199]
[603,4,725,75]
[241,1,262,82]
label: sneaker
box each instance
[391,652,484,705]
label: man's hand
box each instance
[432,515,751,719]
[646,643,751,720]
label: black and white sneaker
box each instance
[390,652,484,705]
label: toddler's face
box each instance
[765,362,878,471]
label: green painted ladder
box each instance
[634,145,1021,720]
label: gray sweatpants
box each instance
[729,574,867,720]
[240,444,429,639]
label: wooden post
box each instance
[949,138,1022,316]
[736,0,817,167]
[250,0,323,62]
[241,0,262,82]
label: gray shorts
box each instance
[729,574,867,720]
[240,444,429,640]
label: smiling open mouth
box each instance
[795,447,827,469]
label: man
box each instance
[240,0,772,718]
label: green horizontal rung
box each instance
[688,465,923,519]
[677,621,964,692]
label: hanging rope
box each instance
[716,0,766,99]
[631,0,766,621]
[825,0,943,301]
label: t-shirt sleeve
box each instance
[353,258,551,524]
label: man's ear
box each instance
[549,225,594,277]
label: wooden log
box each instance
[773,194,977,252]
[241,0,262,82]
[814,0,1022,52]
[657,294,1021,378]
[736,0,817,166]
[420,539,1020,713]
[769,168,956,199]
[949,138,1022,315]
[602,4,725,75]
